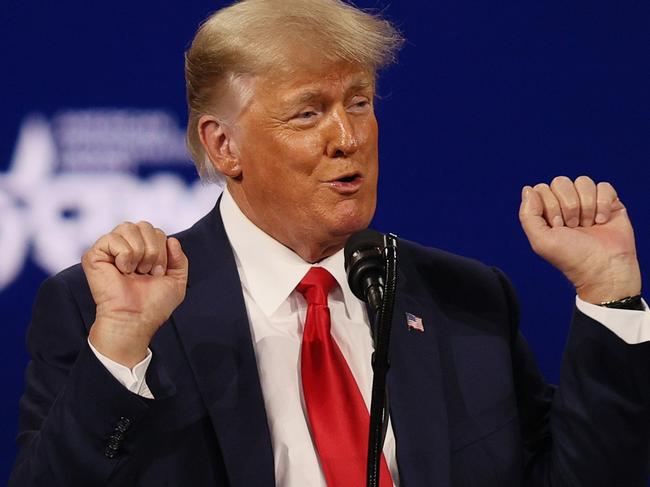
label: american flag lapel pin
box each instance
[406,312,424,332]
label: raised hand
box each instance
[83,221,188,367]
[519,176,641,304]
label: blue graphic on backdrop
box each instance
[0,109,218,291]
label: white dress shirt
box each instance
[89,187,649,486]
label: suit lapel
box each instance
[171,201,275,486]
[386,268,451,487]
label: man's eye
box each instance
[297,111,317,119]
[350,99,371,111]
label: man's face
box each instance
[228,62,379,262]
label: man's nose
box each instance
[325,107,359,159]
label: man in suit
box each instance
[11,0,650,485]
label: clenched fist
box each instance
[83,221,188,367]
[519,175,641,304]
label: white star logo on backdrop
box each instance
[0,109,222,291]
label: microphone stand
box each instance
[366,233,398,487]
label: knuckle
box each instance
[550,175,571,187]
[120,221,137,230]
[597,181,613,191]
[575,175,594,185]
[137,220,154,230]
[155,229,168,243]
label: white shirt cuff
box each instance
[87,338,155,398]
[575,296,650,344]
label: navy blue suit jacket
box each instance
[10,203,650,486]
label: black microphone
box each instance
[346,230,398,487]
[344,229,385,313]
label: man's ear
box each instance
[198,115,242,178]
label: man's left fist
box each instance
[519,175,641,304]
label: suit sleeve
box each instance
[495,269,650,486]
[9,273,153,487]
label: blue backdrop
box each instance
[1,0,648,482]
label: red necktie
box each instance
[298,267,393,487]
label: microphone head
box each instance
[344,229,385,302]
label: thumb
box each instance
[519,186,550,242]
[166,237,189,278]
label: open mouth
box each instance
[326,172,363,193]
[337,174,360,183]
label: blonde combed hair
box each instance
[184,0,404,182]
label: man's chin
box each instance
[327,214,373,241]
[329,199,375,233]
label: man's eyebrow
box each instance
[290,90,322,105]
[346,79,374,94]
[283,79,375,107]
[275,90,322,113]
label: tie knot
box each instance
[297,267,336,306]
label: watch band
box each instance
[599,294,645,311]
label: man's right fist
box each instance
[82,221,188,367]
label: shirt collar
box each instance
[219,188,359,318]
